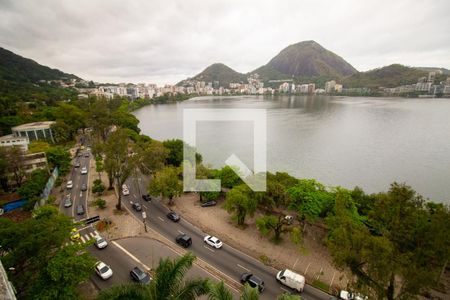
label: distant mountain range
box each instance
[178,41,448,88]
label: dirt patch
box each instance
[173,192,349,292]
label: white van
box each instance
[276,269,305,292]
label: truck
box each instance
[276,269,305,292]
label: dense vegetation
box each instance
[342,64,428,88]
[0,206,95,299]
[177,63,248,87]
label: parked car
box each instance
[95,261,113,280]
[66,180,73,189]
[175,233,192,248]
[81,183,87,191]
[76,204,85,215]
[166,211,180,222]
[74,161,80,168]
[276,269,305,292]
[204,235,223,249]
[94,235,108,249]
[339,291,368,300]
[81,166,88,174]
[130,266,151,284]
[240,273,265,292]
[122,187,130,196]
[132,202,142,211]
[142,194,151,201]
[70,228,80,241]
[122,184,128,190]
[201,200,217,207]
[64,195,72,208]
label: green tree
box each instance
[92,179,106,195]
[223,184,258,225]
[17,168,49,208]
[326,183,450,300]
[163,139,202,167]
[256,215,289,242]
[0,205,95,299]
[148,166,182,206]
[95,156,104,180]
[46,145,71,175]
[104,128,135,210]
[94,198,106,209]
[287,179,334,220]
[217,166,242,189]
[51,120,72,143]
[135,140,168,175]
[5,145,27,186]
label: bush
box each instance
[94,198,106,209]
[92,179,105,195]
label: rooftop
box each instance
[11,121,55,131]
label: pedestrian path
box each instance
[66,230,100,246]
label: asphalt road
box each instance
[122,177,331,300]
[59,147,91,220]
[88,237,239,299]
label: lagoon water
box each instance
[133,95,450,203]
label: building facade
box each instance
[11,121,55,143]
[0,135,29,151]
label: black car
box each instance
[130,266,151,284]
[76,204,85,215]
[175,233,192,248]
[240,273,265,292]
[132,202,142,211]
[81,183,87,191]
[142,194,151,201]
[201,200,217,207]
[167,211,180,222]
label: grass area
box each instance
[312,279,330,291]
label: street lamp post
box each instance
[142,211,147,232]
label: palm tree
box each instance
[149,252,209,299]
[97,283,150,300]
[207,281,234,300]
[240,284,260,300]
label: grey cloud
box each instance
[1,0,449,84]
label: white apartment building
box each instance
[0,135,29,151]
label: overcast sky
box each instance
[1,0,449,85]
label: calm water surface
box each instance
[133,95,450,203]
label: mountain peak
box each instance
[255,40,357,79]
[177,62,246,86]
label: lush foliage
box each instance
[17,168,49,209]
[223,184,258,225]
[326,183,450,300]
[0,205,95,299]
[162,139,202,167]
[46,145,72,175]
[92,179,106,195]
[148,166,182,206]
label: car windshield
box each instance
[97,238,105,243]
[100,266,109,273]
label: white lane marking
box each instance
[79,192,82,197]
[293,257,299,269]
[133,194,137,199]
[157,216,165,222]
[304,262,311,275]
[112,241,150,270]
[177,230,185,234]
[89,232,95,238]
[80,236,85,243]
[94,230,99,235]
[84,234,90,241]
[237,264,250,272]
[203,245,215,253]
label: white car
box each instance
[122,187,130,196]
[339,290,368,300]
[95,261,113,280]
[204,235,223,249]
[122,184,128,190]
[81,166,88,174]
[94,235,108,249]
[66,180,73,189]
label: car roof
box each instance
[249,274,263,284]
[209,236,219,242]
